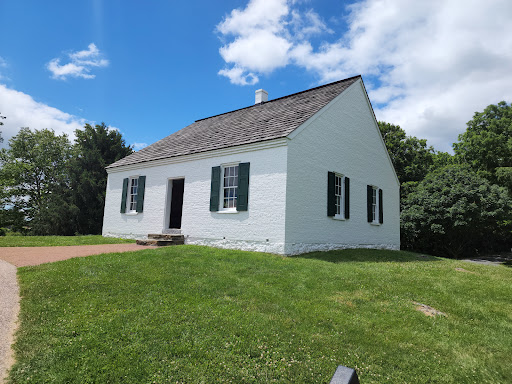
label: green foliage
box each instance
[10,246,512,383]
[496,166,512,192]
[0,127,77,234]
[453,101,512,189]
[401,165,512,258]
[0,112,5,143]
[431,150,454,170]
[69,123,133,234]
[0,124,132,235]
[378,121,435,184]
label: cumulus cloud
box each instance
[47,43,109,80]
[216,0,325,81]
[0,84,85,147]
[216,0,512,151]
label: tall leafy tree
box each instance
[453,101,512,191]
[0,127,77,234]
[70,123,133,234]
[378,122,435,185]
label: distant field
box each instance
[9,246,512,383]
[0,235,135,247]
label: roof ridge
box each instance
[195,75,361,122]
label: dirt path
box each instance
[0,259,19,384]
[0,243,149,267]
[0,243,149,383]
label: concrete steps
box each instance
[136,233,185,247]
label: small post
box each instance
[330,365,360,384]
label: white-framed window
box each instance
[128,177,138,212]
[334,173,345,219]
[371,186,378,223]
[221,164,239,210]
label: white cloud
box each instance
[216,0,327,80]
[216,0,512,151]
[218,67,258,86]
[219,31,292,73]
[217,0,289,36]
[290,9,333,39]
[47,43,109,80]
[0,84,85,147]
[132,142,148,151]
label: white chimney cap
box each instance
[255,89,268,104]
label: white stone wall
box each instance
[284,80,400,254]
[103,142,288,253]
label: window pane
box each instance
[221,165,240,209]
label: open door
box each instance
[169,178,184,229]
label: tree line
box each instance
[380,101,511,258]
[0,124,132,235]
[0,102,511,258]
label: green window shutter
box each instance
[367,185,373,222]
[327,171,336,217]
[120,178,129,213]
[210,166,221,212]
[344,177,350,219]
[136,176,146,213]
[379,188,383,224]
[237,162,250,211]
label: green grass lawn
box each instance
[0,235,135,247]
[9,246,512,383]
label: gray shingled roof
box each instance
[107,75,361,169]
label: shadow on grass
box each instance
[295,248,442,264]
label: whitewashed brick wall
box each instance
[284,80,400,254]
[103,143,289,253]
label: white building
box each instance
[103,76,400,255]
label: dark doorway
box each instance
[169,179,185,229]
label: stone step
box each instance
[136,239,185,247]
[147,233,184,240]
[163,228,183,235]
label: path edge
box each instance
[0,260,20,384]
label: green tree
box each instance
[0,127,77,234]
[378,121,435,185]
[401,165,512,258]
[453,101,512,190]
[70,123,133,234]
[431,151,454,170]
[0,112,5,143]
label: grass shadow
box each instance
[295,248,442,264]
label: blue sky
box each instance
[1,0,511,152]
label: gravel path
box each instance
[0,259,19,384]
[0,243,149,383]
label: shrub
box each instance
[401,165,512,258]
